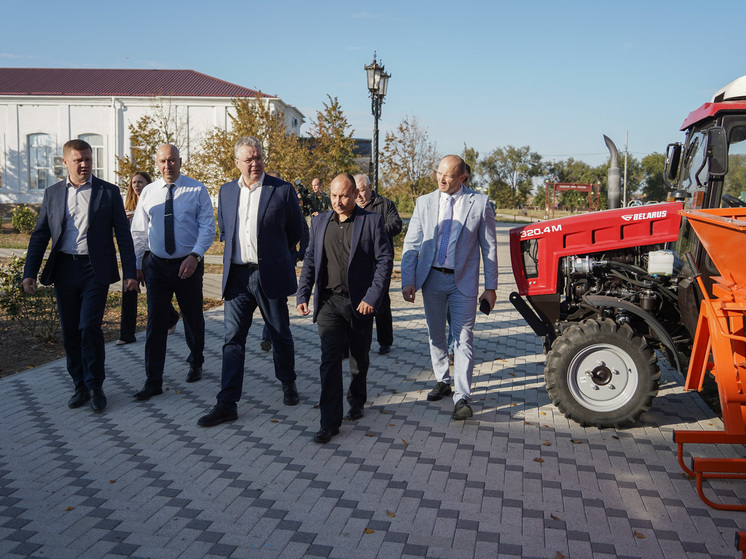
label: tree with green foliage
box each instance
[190,94,311,196]
[548,158,602,211]
[461,144,483,193]
[115,98,192,188]
[380,115,439,210]
[307,95,359,183]
[481,145,544,208]
[640,153,668,202]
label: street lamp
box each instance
[364,52,390,192]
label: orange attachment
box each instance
[674,207,746,511]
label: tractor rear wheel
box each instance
[545,318,659,428]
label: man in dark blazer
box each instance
[198,136,305,427]
[296,173,393,443]
[22,139,138,412]
[354,173,402,354]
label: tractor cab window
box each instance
[680,131,708,200]
[723,125,746,202]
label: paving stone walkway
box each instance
[1,223,744,558]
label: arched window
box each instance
[28,133,55,189]
[79,133,104,178]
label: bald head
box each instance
[329,173,358,220]
[156,144,182,183]
[436,155,467,195]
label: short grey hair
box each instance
[353,174,371,188]
[234,136,263,158]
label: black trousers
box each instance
[119,269,179,344]
[374,289,393,347]
[53,256,109,390]
[316,292,373,431]
[143,253,204,385]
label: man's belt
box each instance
[233,262,259,271]
[432,266,454,274]
[58,252,89,260]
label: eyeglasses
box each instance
[236,157,263,165]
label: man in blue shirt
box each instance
[130,144,215,400]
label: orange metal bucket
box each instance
[682,208,746,287]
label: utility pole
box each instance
[623,131,629,207]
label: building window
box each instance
[79,133,104,178]
[28,133,55,190]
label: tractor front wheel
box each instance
[545,318,659,428]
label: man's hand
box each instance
[297,302,310,316]
[137,270,145,286]
[402,285,416,303]
[478,289,497,312]
[22,278,36,295]
[356,301,374,315]
[179,255,199,279]
[124,278,140,293]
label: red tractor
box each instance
[510,75,746,428]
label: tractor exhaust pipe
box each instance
[604,135,621,209]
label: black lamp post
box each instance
[365,52,390,192]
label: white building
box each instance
[0,68,305,205]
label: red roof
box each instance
[0,68,272,98]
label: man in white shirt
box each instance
[130,144,215,400]
[198,136,305,427]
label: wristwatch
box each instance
[189,252,202,263]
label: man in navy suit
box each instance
[22,139,138,412]
[401,154,497,420]
[296,173,393,443]
[198,136,305,427]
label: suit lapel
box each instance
[257,177,275,236]
[225,181,241,241]
[88,177,103,226]
[349,212,365,267]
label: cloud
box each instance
[0,53,26,59]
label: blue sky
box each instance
[3,0,746,167]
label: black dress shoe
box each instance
[68,387,90,409]
[427,381,453,401]
[90,388,107,412]
[133,385,164,400]
[260,338,272,352]
[186,364,202,383]
[197,403,238,427]
[453,398,474,420]
[345,407,364,421]
[378,345,391,355]
[282,380,299,406]
[313,427,340,443]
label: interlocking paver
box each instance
[2,224,745,557]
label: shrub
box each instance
[11,205,38,234]
[0,255,59,341]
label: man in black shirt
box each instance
[297,173,393,443]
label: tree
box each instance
[548,158,601,211]
[481,145,544,208]
[115,98,192,188]
[640,153,668,202]
[461,144,483,193]
[306,95,359,183]
[190,94,311,196]
[380,115,439,210]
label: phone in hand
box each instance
[479,298,491,315]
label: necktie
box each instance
[164,184,175,255]
[437,196,454,265]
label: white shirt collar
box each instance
[239,172,265,191]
